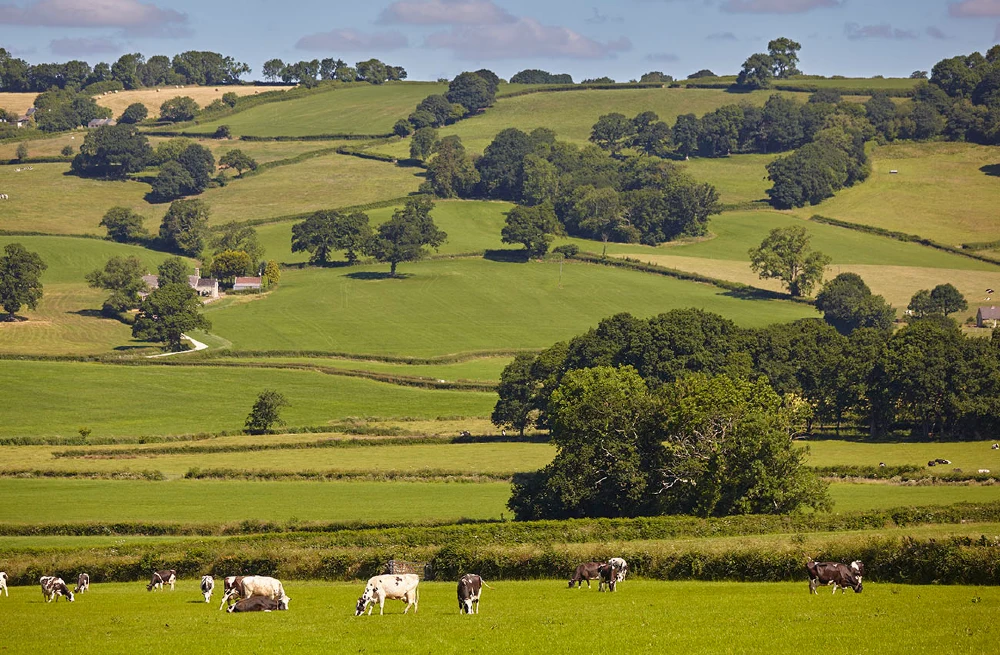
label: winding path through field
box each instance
[145,334,209,358]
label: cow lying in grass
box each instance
[227,596,287,613]
[40,576,74,602]
[355,574,419,616]
[219,575,289,610]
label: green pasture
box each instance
[789,142,1000,246]
[199,138,348,166]
[0,580,997,655]
[373,88,813,157]
[213,355,512,382]
[254,199,514,264]
[689,75,920,92]
[205,257,817,356]
[0,132,79,159]
[187,82,448,138]
[0,360,496,437]
[828,484,1000,512]
[0,163,154,235]
[682,153,778,206]
[0,236,193,355]
[803,439,1000,473]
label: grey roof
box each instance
[978,306,1000,320]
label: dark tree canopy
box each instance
[291,209,373,264]
[736,53,774,89]
[159,199,210,257]
[500,202,561,257]
[815,273,895,334]
[157,256,193,286]
[426,136,480,198]
[447,71,495,114]
[366,197,446,276]
[245,390,290,434]
[119,102,148,124]
[100,207,148,243]
[219,149,258,177]
[71,124,152,179]
[0,243,46,319]
[132,282,210,351]
[159,95,199,122]
[85,255,147,314]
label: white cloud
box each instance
[844,22,918,40]
[425,18,631,60]
[50,36,120,55]
[378,0,514,25]
[722,0,843,13]
[948,0,1000,17]
[296,29,409,52]
[0,0,187,35]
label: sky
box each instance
[1,0,999,81]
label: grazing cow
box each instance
[146,569,177,592]
[806,560,863,594]
[992,443,998,450]
[850,560,865,583]
[227,596,286,613]
[457,574,488,614]
[219,576,246,610]
[568,562,603,589]
[200,575,214,602]
[220,575,289,610]
[40,576,74,602]
[607,557,629,583]
[355,574,419,616]
[0,571,7,597]
[598,563,618,592]
[74,573,89,594]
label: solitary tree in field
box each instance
[366,197,446,276]
[219,149,258,177]
[501,203,561,257]
[0,243,46,320]
[119,102,148,124]
[748,226,830,297]
[245,390,290,434]
[159,96,199,122]
[132,282,210,351]
[291,210,372,264]
[767,37,802,78]
[100,207,148,243]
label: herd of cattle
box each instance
[0,556,866,613]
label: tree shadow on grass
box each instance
[980,164,1000,178]
[69,308,106,318]
[111,345,153,352]
[345,271,408,280]
[721,287,793,302]
[483,249,529,263]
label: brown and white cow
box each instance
[146,569,176,592]
[568,562,603,589]
[807,559,863,594]
[40,576,74,602]
[458,574,491,614]
[200,575,214,603]
[220,575,289,610]
[227,596,287,613]
[0,571,8,597]
[355,574,419,616]
[74,573,89,594]
[598,563,619,592]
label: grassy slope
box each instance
[212,356,512,382]
[3,580,996,655]
[0,360,497,437]
[682,153,779,205]
[188,82,449,137]
[206,257,817,356]
[0,236,195,355]
[802,439,1000,471]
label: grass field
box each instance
[205,257,817,356]
[688,75,920,92]
[95,85,294,117]
[802,439,1000,471]
[188,82,448,137]
[0,132,82,159]
[682,153,778,205]
[213,355,512,382]
[2,580,994,655]
[789,142,1000,246]
[0,360,497,437]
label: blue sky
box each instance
[1,0,998,81]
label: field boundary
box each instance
[183,467,514,482]
[205,194,431,230]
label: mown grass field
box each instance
[802,439,1000,471]
[682,152,778,205]
[187,82,448,137]
[3,580,995,655]
[205,257,817,356]
[788,142,1000,246]
[0,360,496,437]
[213,355,512,382]
[0,132,81,159]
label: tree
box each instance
[263,260,281,286]
[262,58,285,82]
[366,197,446,276]
[15,142,27,161]
[221,92,239,107]
[356,58,388,84]
[159,96,199,122]
[521,154,560,206]
[61,145,75,156]
[176,143,216,193]
[672,113,700,158]
[748,226,830,297]
[630,111,671,157]
[815,272,895,334]
[571,186,635,256]
[491,352,538,436]
[0,243,46,320]
[907,289,937,319]
[501,203,561,257]
[589,112,633,156]
[291,210,372,264]
[426,136,479,198]
[210,249,254,284]
[393,119,413,137]
[159,199,209,256]
[85,255,146,314]
[409,126,438,160]
[71,124,152,179]
[475,128,534,200]
[911,70,929,79]
[219,149,258,177]
[687,69,716,79]
[245,390,289,434]
[97,207,147,244]
[767,37,802,78]
[736,53,774,89]
[212,222,264,264]
[119,102,148,124]
[132,282,210,351]
[415,94,455,127]
[446,71,495,114]
[640,71,673,84]
[158,256,193,286]
[930,283,968,316]
[151,161,196,201]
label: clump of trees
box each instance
[86,255,147,315]
[907,283,968,319]
[151,141,216,201]
[132,282,210,351]
[402,70,498,136]
[159,96,199,122]
[159,198,210,257]
[32,88,111,132]
[260,57,405,86]
[509,69,574,84]
[71,124,152,179]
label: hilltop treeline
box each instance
[493,308,1000,441]
[261,57,405,86]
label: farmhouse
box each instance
[15,115,30,128]
[87,118,116,128]
[233,276,263,291]
[141,270,220,299]
[976,306,1000,328]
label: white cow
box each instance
[200,575,215,602]
[0,571,7,597]
[220,575,289,610]
[74,573,90,594]
[608,557,629,583]
[40,576,74,602]
[355,574,419,616]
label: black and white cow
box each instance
[227,596,286,613]
[0,571,8,597]
[40,576,74,602]
[146,569,177,592]
[457,574,489,614]
[806,560,863,594]
[74,573,89,594]
[607,557,628,583]
[200,575,215,602]
[568,562,603,589]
